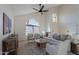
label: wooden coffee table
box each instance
[35,39,47,48]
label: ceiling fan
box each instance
[33,4,48,15]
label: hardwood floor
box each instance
[17,40,75,55]
[17,40,46,55]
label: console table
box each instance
[2,34,18,55]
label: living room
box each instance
[0,4,79,55]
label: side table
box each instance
[71,42,79,54]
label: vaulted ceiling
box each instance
[10,4,60,16]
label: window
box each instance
[26,26,33,34]
[52,13,57,22]
[25,19,40,36]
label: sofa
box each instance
[46,34,71,55]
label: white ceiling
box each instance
[10,4,60,16]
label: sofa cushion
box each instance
[47,38,61,45]
[53,33,70,41]
[59,35,69,41]
[53,33,61,40]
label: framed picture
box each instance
[3,13,12,35]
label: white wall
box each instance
[45,7,59,33]
[59,5,79,34]
[14,4,79,41]
[46,5,79,34]
[14,6,62,41]
[14,13,47,41]
[0,4,14,54]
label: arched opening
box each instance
[25,19,40,36]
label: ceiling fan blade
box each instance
[33,12,43,15]
[33,8,39,11]
[40,5,44,10]
[42,10,48,12]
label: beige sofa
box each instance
[46,34,71,55]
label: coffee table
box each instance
[35,39,47,48]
